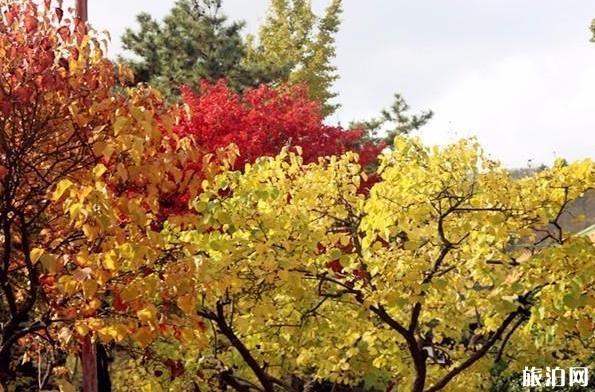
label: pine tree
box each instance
[120,0,280,100]
[351,93,434,147]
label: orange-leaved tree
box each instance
[0,0,122,387]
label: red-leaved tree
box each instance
[176,80,384,169]
[150,80,384,216]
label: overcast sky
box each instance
[76,0,595,168]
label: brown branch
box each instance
[425,310,522,392]
[495,315,526,363]
[198,302,288,392]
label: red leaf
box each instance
[42,74,56,89]
[55,7,64,23]
[39,50,55,71]
[327,259,343,273]
[58,57,69,71]
[6,4,19,25]
[16,86,32,103]
[177,80,384,168]
[70,47,79,61]
[57,25,70,41]
[39,275,56,287]
[112,293,128,312]
[40,37,53,51]
[0,101,11,118]
[25,15,38,33]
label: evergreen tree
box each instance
[120,0,281,99]
[351,93,433,147]
[121,0,343,113]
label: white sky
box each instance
[71,0,595,168]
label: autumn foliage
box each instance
[0,0,118,386]
[0,2,594,392]
[176,80,384,169]
[156,81,384,215]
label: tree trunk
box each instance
[0,346,12,386]
[76,0,88,22]
[81,335,98,392]
[97,343,112,392]
[408,339,427,392]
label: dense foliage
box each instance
[121,0,343,115]
[140,138,591,392]
[246,0,343,115]
[0,2,593,392]
[120,0,281,100]
[176,80,384,169]
[0,1,119,387]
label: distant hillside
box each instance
[508,167,594,235]
[559,188,595,234]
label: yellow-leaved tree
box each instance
[157,137,593,391]
[247,0,343,116]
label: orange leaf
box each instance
[176,294,196,315]
[133,327,155,347]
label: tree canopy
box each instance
[121,0,343,115]
[0,1,120,386]
[130,137,591,391]
[246,0,343,115]
[0,2,593,391]
[176,80,383,169]
[120,0,282,100]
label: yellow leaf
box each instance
[75,323,89,337]
[30,248,44,265]
[178,327,195,345]
[176,294,196,315]
[82,279,98,299]
[76,250,91,266]
[103,253,117,271]
[113,116,130,136]
[53,179,73,201]
[41,253,60,274]
[59,276,79,296]
[577,318,593,337]
[93,163,107,179]
[82,224,97,240]
[278,269,290,281]
[107,324,129,343]
[137,304,157,325]
[86,298,101,313]
[88,318,104,331]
